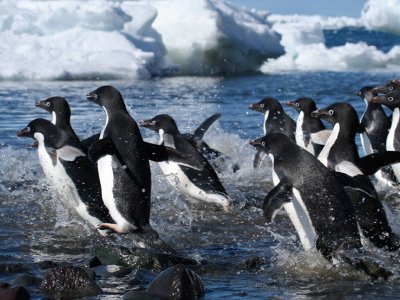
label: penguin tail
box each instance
[132,225,177,255]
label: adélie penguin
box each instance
[285,97,326,156]
[356,86,398,186]
[139,114,232,211]
[249,133,391,279]
[86,85,202,254]
[248,97,296,168]
[17,118,113,236]
[36,96,99,150]
[312,102,400,251]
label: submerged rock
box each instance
[75,256,102,269]
[40,266,102,298]
[147,264,205,299]
[0,282,30,300]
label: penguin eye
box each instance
[260,104,264,108]
[389,86,394,91]
[151,121,156,125]
[328,110,334,116]
[261,141,266,146]
[46,102,50,107]
[27,126,31,132]
[295,103,300,107]
[388,97,394,102]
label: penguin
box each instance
[356,86,398,186]
[250,133,391,279]
[17,118,113,236]
[36,96,99,150]
[86,85,201,253]
[248,97,296,168]
[370,89,400,182]
[285,97,326,156]
[139,114,231,210]
[311,102,400,251]
[373,79,400,94]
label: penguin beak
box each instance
[369,95,386,104]
[311,109,327,118]
[249,138,263,147]
[285,101,295,107]
[17,127,31,137]
[86,92,98,101]
[355,90,362,96]
[138,119,155,130]
[35,100,47,110]
[248,103,262,112]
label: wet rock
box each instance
[127,269,156,286]
[12,273,42,288]
[123,290,156,300]
[92,245,202,271]
[75,256,102,268]
[40,266,102,298]
[147,264,205,299]
[0,282,30,300]
[91,265,132,280]
[243,256,265,269]
[0,263,28,274]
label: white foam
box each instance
[361,0,400,35]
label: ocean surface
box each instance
[1,27,400,299]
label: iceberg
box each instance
[361,0,400,36]
[0,0,284,80]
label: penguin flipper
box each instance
[88,138,115,163]
[80,133,101,150]
[57,145,86,161]
[358,151,400,175]
[193,113,221,139]
[143,142,204,171]
[263,180,292,223]
[253,150,267,169]
[333,172,376,198]
[310,129,332,145]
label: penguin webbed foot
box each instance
[97,223,128,234]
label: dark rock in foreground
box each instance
[40,266,102,298]
[147,264,205,299]
[0,282,30,300]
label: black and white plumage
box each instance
[285,97,325,156]
[249,97,296,168]
[312,102,400,251]
[356,86,398,186]
[139,114,231,210]
[17,118,113,236]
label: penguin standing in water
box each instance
[17,118,113,236]
[356,86,398,186]
[86,85,202,253]
[312,102,400,251]
[248,97,295,168]
[250,133,390,279]
[285,97,326,156]
[370,88,400,182]
[139,114,231,210]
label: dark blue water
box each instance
[2,70,400,299]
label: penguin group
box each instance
[16,79,400,279]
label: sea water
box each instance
[1,30,400,298]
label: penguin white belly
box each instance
[269,154,316,250]
[318,124,340,167]
[387,108,400,180]
[158,161,230,207]
[97,155,134,231]
[295,112,314,155]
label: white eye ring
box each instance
[27,126,31,132]
[388,97,394,102]
[295,103,300,107]
[261,141,266,146]
[46,102,50,107]
[260,104,265,108]
[328,110,334,115]
[389,86,394,91]
[151,121,156,125]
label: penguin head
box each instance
[355,86,376,100]
[249,132,291,156]
[139,114,180,134]
[17,118,57,140]
[311,102,359,129]
[370,91,400,110]
[249,97,283,113]
[86,86,126,111]
[286,97,317,114]
[373,80,400,94]
[36,96,71,116]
